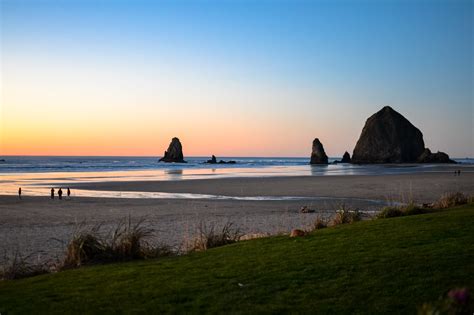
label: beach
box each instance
[1,171,473,263]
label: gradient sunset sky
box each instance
[1,0,472,157]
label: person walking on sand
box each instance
[51,188,55,199]
[67,188,71,199]
[18,187,22,199]
[58,188,63,200]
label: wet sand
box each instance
[1,172,473,263]
[69,172,474,202]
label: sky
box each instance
[0,0,472,157]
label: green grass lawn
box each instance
[1,205,473,314]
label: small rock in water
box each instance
[206,155,217,164]
[205,155,236,164]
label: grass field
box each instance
[1,204,473,314]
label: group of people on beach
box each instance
[50,187,71,200]
[17,187,71,199]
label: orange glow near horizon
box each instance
[1,117,350,157]
[0,67,359,157]
[1,101,356,157]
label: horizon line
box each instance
[1,154,473,159]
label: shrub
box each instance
[188,222,242,252]
[434,192,469,209]
[377,203,428,219]
[310,216,328,231]
[377,206,404,219]
[61,225,108,269]
[330,205,362,226]
[109,218,154,260]
[402,204,427,216]
[60,217,172,270]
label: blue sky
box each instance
[1,0,473,157]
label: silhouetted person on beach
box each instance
[51,188,55,199]
[67,188,71,198]
[18,187,21,199]
[58,188,63,200]
[458,170,461,176]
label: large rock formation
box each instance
[159,137,186,163]
[352,106,425,163]
[352,106,454,163]
[310,138,328,164]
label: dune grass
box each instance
[1,204,473,314]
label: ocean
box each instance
[0,156,313,173]
[1,155,472,174]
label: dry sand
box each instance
[1,172,473,263]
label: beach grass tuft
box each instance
[309,216,328,231]
[377,206,405,218]
[60,218,172,269]
[330,204,362,226]
[377,203,427,219]
[433,192,469,209]
[187,221,243,252]
[1,252,49,280]
[377,192,472,220]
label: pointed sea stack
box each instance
[341,151,351,163]
[159,137,186,163]
[310,138,328,164]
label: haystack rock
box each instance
[352,106,455,163]
[352,106,426,163]
[159,137,186,163]
[341,151,351,163]
[310,138,328,164]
